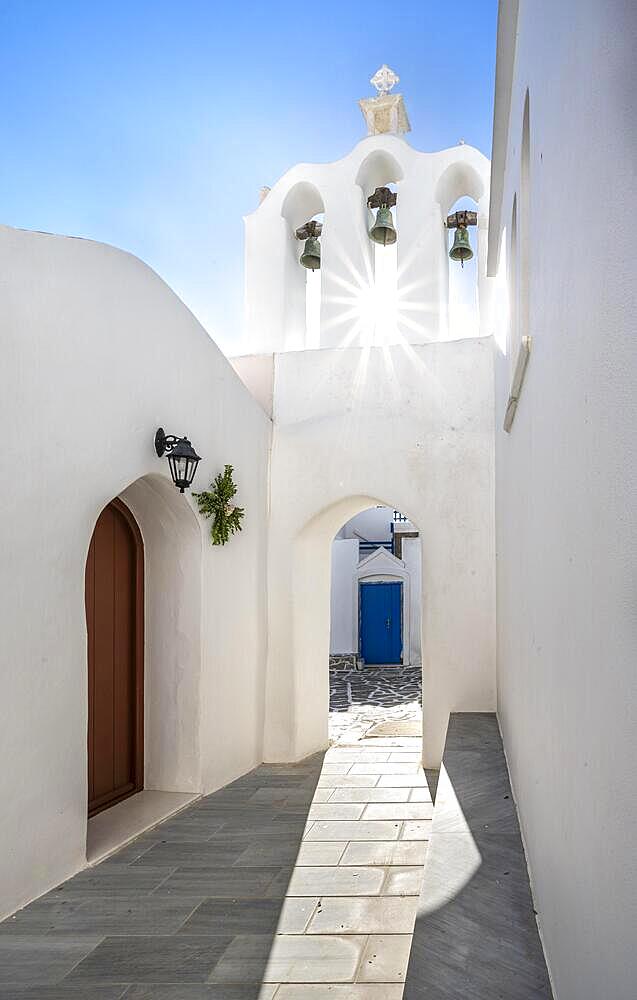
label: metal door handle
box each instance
[385,617,391,630]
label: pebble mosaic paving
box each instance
[329,665,422,744]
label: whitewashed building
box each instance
[1,5,636,995]
[1,66,495,918]
[234,71,496,765]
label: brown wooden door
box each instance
[86,498,144,817]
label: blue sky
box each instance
[0,0,497,353]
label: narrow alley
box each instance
[0,674,430,998]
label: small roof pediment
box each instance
[357,547,406,572]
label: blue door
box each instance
[359,581,402,665]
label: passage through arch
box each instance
[329,503,422,743]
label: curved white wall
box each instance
[0,224,271,919]
[120,475,203,793]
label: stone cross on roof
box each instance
[370,64,400,96]
[359,65,411,136]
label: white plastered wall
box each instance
[229,353,274,418]
[330,538,359,654]
[489,1,637,996]
[0,225,271,920]
[119,475,202,792]
[264,339,496,766]
[402,536,422,666]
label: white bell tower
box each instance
[241,70,493,355]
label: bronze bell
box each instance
[369,205,397,246]
[300,234,321,270]
[367,186,398,246]
[449,225,473,267]
[295,220,322,270]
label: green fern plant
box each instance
[193,464,245,546]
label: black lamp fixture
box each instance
[154,428,201,493]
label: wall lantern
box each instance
[447,209,478,267]
[154,428,201,493]
[295,220,322,270]
[368,186,397,246]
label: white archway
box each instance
[435,160,486,216]
[265,493,425,762]
[355,149,405,197]
[281,180,325,231]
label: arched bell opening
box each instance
[299,209,324,350]
[355,151,404,346]
[355,149,405,197]
[281,181,325,350]
[435,159,486,342]
[446,195,480,340]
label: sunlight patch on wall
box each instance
[305,268,321,350]
[371,241,398,345]
[493,226,509,356]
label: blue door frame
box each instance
[359,581,403,665]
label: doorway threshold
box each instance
[86,789,200,866]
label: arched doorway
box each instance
[86,498,144,817]
[265,494,424,762]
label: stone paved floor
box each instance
[402,714,552,1000]
[329,666,422,745]
[0,680,428,999]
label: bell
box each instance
[300,235,321,270]
[369,205,397,246]
[449,225,473,267]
